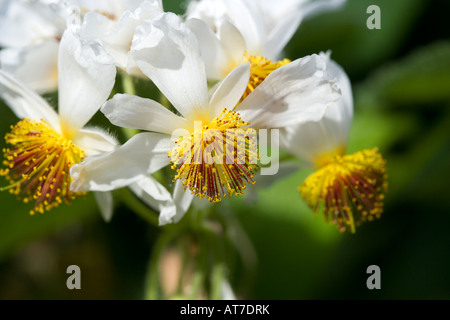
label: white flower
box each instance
[186,0,346,81]
[0,25,117,220]
[0,0,68,93]
[0,0,158,92]
[77,0,164,74]
[280,53,388,233]
[69,13,340,225]
[280,52,353,165]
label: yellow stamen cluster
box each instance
[299,148,388,233]
[242,52,290,100]
[168,108,259,202]
[0,118,85,215]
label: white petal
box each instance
[94,191,114,222]
[72,127,118,157]
[170,180,194,224]
[131,13,210,122]
[0,70,61,131]
[0,0,65,47]
[217,19,247,66]
[58,27,116,137]
[102,93,193,134]
[70,132,172,192]
[264,13,302,60]
[209,62,250,119]
[186,0,229,29]
[186,18,230,80]
[0,41,59,93]
[225,0,265,55]
[322,53,353,123]
[129,175,179,226]
[301,0,347,19]
[280,55,353,164]
[235,54,341,129]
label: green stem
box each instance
[122,73,136,95]
[121,74,140,139]
[145,230,177,300]
[118,187,159,227]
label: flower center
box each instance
[241,52,290,100]
[0,118,85,215]
[298,148,388,233]
[168,108,259,202]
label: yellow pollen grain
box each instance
[168,108,259,202]
[298,148,388,233]
[0,118,86,214]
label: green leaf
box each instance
[358,41,450,105]
[285,0,425,78]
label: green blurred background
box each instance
[1,0,449,299]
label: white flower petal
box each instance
[301,0,347,19]
[186,18,230,80]
[131,13,209,122]
[0,41,59,93]
[209,62,250,119]
[102,93,193,134]
[322,52,353,123]
[58,27,116,137]
[264,13,302,60]
[225,0,265,55]
[72,127,118,157]
[0,0,65,47]
[186,0,228,29]
[280,55,353,164]
[217,19,247,66]
[94,191,114,222]
[70,132,172,192]
[170,179,194,224]
[235,54,341,129]
[129,175,179,226]
[0,70,61,131]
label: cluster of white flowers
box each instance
[0,0,386,232]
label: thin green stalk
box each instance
[122,73,136,95]
[145,230,177,300]
[121,74,140,139]
[118,187,159,227]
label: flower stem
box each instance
[121,73,136,95]
[121,73,140,139]
[118,187,159,227]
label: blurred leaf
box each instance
[386,110,450,202]
[359,41,450,106]
[0,191,98,261]
[227,169,341,299]
[347,105,419,154]
[285,0,425,78]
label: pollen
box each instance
[0,118,85,215]
[242,52,290,100]
[298,148,388,233]
[168,108,259,202]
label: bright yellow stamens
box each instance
[168,108,259,202]
[0,118,85,215]
[242,52,290,100]
[299,148,388,233]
